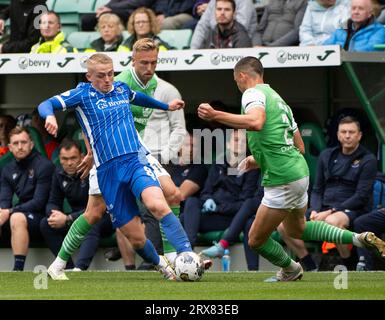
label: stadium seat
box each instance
[374,44,385,51]
[28,126,48,158]
[67,31,100,51]
[94,0,110,9]
[196,230,243,245]
[158,29,193,49]
[72,128,87,154]
[57,110,80,141]
[46,0,56,10]
[300,122,326,184]
[78,0,96,13]
[0,151,14,170]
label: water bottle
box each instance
[222,249,230,272]
[356,256,366,271]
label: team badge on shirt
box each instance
[28,169,34,178]
[352,159,361,168]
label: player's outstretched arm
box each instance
[132,91,184,112]
[198,103,265,131]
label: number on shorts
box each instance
[144,166,156,180]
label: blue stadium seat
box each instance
[158,29,193,49]
[94,0,110,9]
[67,31,100,51]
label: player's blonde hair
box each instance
[86,53,113,70]
[132,38,159,57]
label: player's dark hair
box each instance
[338,116,361,131]
[234,56,264,78]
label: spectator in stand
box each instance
[86,13,125,52]
[254,0,307,47]
[180,129,259,247]
[0,115,16,158]
[184,0,210,30]
[31,108,59,161]
[323,0,385,51]
[81,0,156,32]
[202,0,251,48]
[191,0,258,48]
[0,127,54,270]
[0,0,47,53]
[118,7,173,52]
[153,0,195,30]
[30,11,78,53]
[40,139,114,271]
[299,0,351,46]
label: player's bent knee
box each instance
[165,189,181,206]
[146,200,170,219]
[10,212,27,229]
[128,237,146,249]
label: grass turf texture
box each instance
[0,271,384,300]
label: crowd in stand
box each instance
[0,0,384,53]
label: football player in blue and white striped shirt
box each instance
[38,53,192,280]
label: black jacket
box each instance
[46,166,89,221]
[106,0,155,17]
[310,145,377,214]
[208,20,252,49]
[154,0,193,17]
[89,34,124,52]
[200,163,260,216]
[0,150,54,214]
[0,0,47,53]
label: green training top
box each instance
[241,84,309,186]
[115,68,157,135]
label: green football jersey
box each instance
[241,84,309,186]
[115,68,157,135]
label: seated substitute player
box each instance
[38,53,194,281]
[197,56,385,281]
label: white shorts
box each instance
[146,154,170,178]
[261,176,309,210]
[88,154,169,196]
[89,165,101,195]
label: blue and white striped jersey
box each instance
[52,81,141,167]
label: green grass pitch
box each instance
[0,271,385,300]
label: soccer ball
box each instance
[174,252,205,282]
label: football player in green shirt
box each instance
[198,56,385,281]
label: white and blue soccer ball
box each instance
[174,252,204,282]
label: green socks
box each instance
[255,237,292,268]
[58,214,93,261]
[301,221,353,244]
